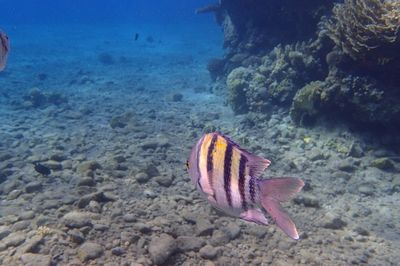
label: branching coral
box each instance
[326,0,400,65]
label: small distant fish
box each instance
[187,132,304,239]
[134,33,139,41]
[0,30,10,71]
[33,162,51,176]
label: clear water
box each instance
[0,1,399,265]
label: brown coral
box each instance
[326,0,400,65]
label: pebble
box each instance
[223,223,241,240]
[7,189,22,200]
[144,164,160,177]
[77,177,96,187]
[358,183,374,196]
[337,162,356,172]
[320,212,347,230]
[2,232,26,248]
[12,220,31,231]
[20,253,51,266]
[19,210,35,220]
[0,225,11,240]
[210,230,230,246]
[294,194,320,208]
[154,175,173,187]
[43,160,62,170]
[25,181,43,193]
[371,158,394,171]
[78,242,104,262]
[77,161,102,174]
[196,218,214,236]
[68,229,85,244]
[111,246,126,256]
[62,211,99,228]
[199,245,218,260]
[135,172,150,183]
[123,214,136,223]
[176,236,205,252]
[50,153,67,162]
[148,233,176,265]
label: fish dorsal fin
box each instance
[245,152,271,177]
[219,132,270,177]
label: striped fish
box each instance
[0,30,9,72]
[187,132,304,239]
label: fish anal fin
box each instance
[239,209,269,225]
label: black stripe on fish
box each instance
[249,176,256,203]
[238,154,248,210]
[223,141,233,207]
[206,133,218,191]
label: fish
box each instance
[187,132,304,239]
[0,30,10,71]
[33,162,51,176]
[134,33,139,41]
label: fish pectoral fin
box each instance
[239,209,269,225]
[207,195,217,205]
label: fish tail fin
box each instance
[258,177,304,240]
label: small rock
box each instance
[148,233,176,265]
[199,245,218,260]
[20,253,51,266]
[294,194,320,208]
[223,223,241,240]
[123,214,136,223]
[25,181,43,193]
[196,218,214,236]
[43,160,62,171]
[348,143,364,158]
[112,246,126,256]
[358,183,374,196]
[68,229,85,244]
[371,158,394,171]
[210,230,229,246]
[7,189,23,200]
[0,225,11,240]
[134,223,152,234]
[135,172,150,183]
[12,220,31,231]
[320,212,347,230]
[77,161,102,174]
[171,93,183,102]
[78,242,104,262]
[2,232,26,248]
[354,226,370,236]
[154,175,173,187]
[144,164,160,177]
[50,153,67,162]
[62,211,99,228]
[77,177,96,187]
[176,236,205,252]
[337,162,356,172]
[19,211,35,220]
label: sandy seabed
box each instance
[0,24,399,266]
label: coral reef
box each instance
[226,41,325,114]
[325,0,400,67]
[210,0,400,130]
